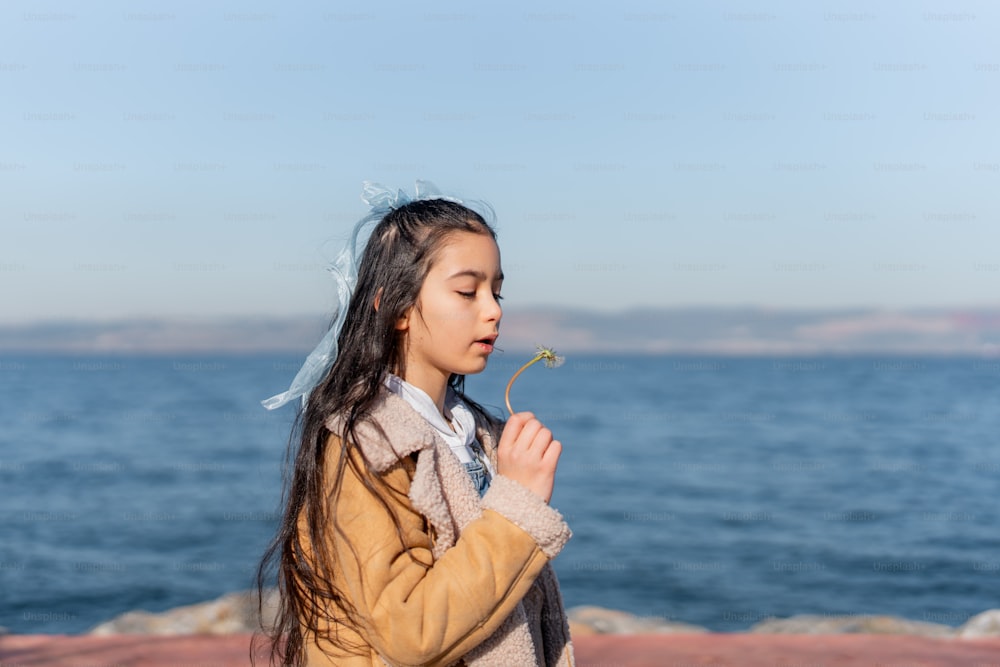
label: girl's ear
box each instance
[375,286,411,331]
[395,307,411,332]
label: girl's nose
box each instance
[484,296,502,322]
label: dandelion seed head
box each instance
[505,344,565,414]
[536,345,565,368]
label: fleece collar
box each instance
[324,389,498,558]
[324,389,497,473]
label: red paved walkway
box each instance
[2,633,999,666]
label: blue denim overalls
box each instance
[463,439,492,497]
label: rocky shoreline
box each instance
[75,589,1000,639]
[5,593,1000,667]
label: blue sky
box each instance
[2,0,997,324]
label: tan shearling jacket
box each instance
[302,390,574,667]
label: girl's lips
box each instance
[475,337,497,352]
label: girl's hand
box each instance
[496,412,562,503]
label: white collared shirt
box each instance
[383,374,496,477]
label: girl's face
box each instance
[397,230,503,396]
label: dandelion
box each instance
[504,345,565,415]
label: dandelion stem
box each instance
[504,345,564,415]
[504,353,544,415]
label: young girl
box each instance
[257,182,574,666]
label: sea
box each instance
[2,353,998,634]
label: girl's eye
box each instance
[456,290,502,301]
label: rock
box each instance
[87,590,995,644]
[567,605,709,635]
[958,609,1000,638]
[750,614,955,637]
[89,588,279,636]
[568,619,598,637]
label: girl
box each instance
[257,182,574,666]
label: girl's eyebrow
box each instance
[447,269,504,281]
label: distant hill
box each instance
[1,306,999,355]
[499,306,1000,355]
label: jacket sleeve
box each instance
[325,441,571,667]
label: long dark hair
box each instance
[255,199,501,665]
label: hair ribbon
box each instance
[261,180,450,410]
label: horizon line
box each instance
[3,301,1000,327]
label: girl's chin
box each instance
[457,359,490,376]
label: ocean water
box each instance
[1,353,998,634]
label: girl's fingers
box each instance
[508,411,534,428]
[500,413,558,466]
[542,439,562,465]
[498,413,524,449]
[517,421,544,452]
[503,416,540,450]
[529,427,553,454]
[499,412,533,448]
[497,416,562,501]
